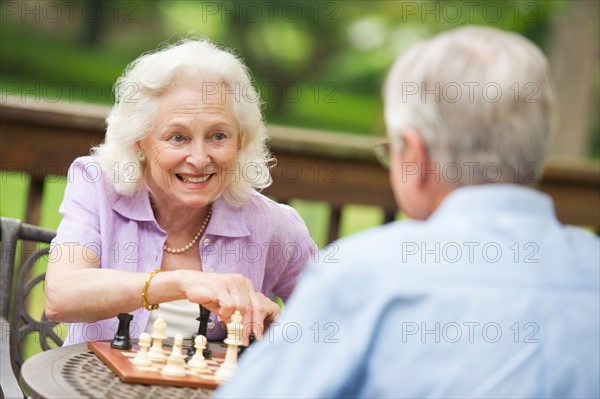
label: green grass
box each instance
[0,171,30,220]
[265,84,383,134]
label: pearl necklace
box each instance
[163,207,212,254]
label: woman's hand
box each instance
[248,292,280,339]
[179,271,280,344]
[181,271,252,319]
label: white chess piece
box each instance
[148,315,167,363]
[131,332,153,367]
[215,310,243,380]
[188,335,208,370]
[161,333,187,377]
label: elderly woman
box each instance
[45,39,315,345]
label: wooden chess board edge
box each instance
[88,341,221,390]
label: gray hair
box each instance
[383,26,557,185]
[92,39,272,206]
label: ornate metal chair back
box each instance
[1,217,63,398]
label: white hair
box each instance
[384,26,557,185]
[92,38,272,206]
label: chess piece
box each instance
[131,332,153,367]
[111,313,133,350]
[188,334,208,370]
[161,333,187,377]
[185,333,198,363]
[148,315,167,363]
[196,305,213,358]
[215,310,243,380]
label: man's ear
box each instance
[401,129,431,186]
[400,130,424,159]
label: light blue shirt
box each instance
[216,184,600,398]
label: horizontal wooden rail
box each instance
[1,96,599,241]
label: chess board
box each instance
[88,341,226,389]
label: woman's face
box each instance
[139,84,241,210]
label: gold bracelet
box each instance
[141,268,160,311]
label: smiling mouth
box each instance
[176,174,212,183]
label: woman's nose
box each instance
[186,140,210,167]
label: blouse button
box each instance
[203,238,210,246]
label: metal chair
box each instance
[1,217,63,399]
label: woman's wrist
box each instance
[142,269,188,308]
[141,268,161,310]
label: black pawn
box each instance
[185,333,198,363]
[111,313,133,350]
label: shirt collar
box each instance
[112,189,251,238]
[428,184,556,223]
[112,187,155,222]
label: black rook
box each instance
[111,313,133,350]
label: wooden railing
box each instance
[1,96,599,242]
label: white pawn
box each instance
[188,335,208,370]
[161,333,187,377]
[148,316,167,363]
[215,311,243,380]
[131,332,152,367]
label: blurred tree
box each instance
[83,0,105,46]
[548,0,600,160]
[223,0,341,113]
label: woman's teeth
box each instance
[177,174,211,183]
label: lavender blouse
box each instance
[52,156,315,345]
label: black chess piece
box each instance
[185,333,198,363]
[238,332,256,358]
[111,313,133,350]
[196,304,212,358]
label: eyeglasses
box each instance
[374,141,391,170]
[374,135,412,170]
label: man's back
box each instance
[217,185,599,398]
[346,185,599,397]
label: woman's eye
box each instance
[170,134,184,142]
[214,132,226,141]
